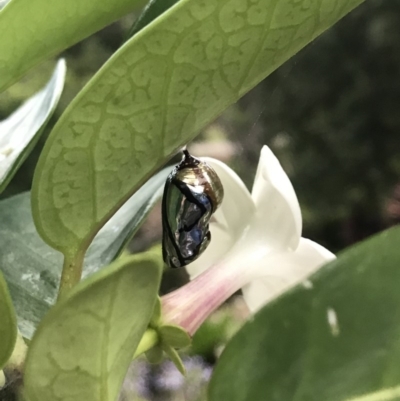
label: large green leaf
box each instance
[209,227,400,401]
[32,0,364,263]
[0,167,170,339]
[0,59,66,193]
[0,0,145,92]
[24,253,162,401]
[0,270,17,369]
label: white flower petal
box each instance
[242,238,335,312]
[296,238,336,262]
[250,146,302,251]
[186,157,255,279]
[202,157,255,237]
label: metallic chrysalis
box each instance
[162,150,224,268]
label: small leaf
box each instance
[0,270,17,369]
[134,327,159,359]
[0,59,65,193]
[24,253,162,401]
[32,0,364,264]
[0,167,169,339]
[159,324,191,348]
[162,344,185,375]
[0,0,143,91]
[145,345,163,364]
[209,227,400,401]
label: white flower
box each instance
[162,145,335,334]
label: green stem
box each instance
[57,252,85,300]
[0,370,5,389]
[133,328,159,359]
[6,332,27,370]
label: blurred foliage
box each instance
[228,0,400,251]
[0,17,133,199]
[190,317,229,364]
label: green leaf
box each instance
[0,270,17,369]
[24,253,162,401]
[0,0,145,92]
[32,0,364,261]
[209,227,400,401]
[0,167,169,339]
[163,344,186,375]
[0,59,65,193]
[150,297,162,327]
[145,344,163,364]
[159,324,191,348]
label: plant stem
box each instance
[57,252,85,300]
[6,333,27,371]
[133,328,159,359]
[0,371,5,389]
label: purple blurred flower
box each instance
[155,356,212,400]
[120,360,151,400]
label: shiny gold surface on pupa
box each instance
[176,150,224,212]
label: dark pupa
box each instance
[162,150,224,268]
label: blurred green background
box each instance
[1,0,400,399]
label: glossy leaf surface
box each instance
[209,227,400,401]
[0,0,144,91]
[24,253,162,401]
[0,167,169,339]
[0,0,10,11]
[32,0,364,261]
[0,270,17,369]
[0,59,65,192]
